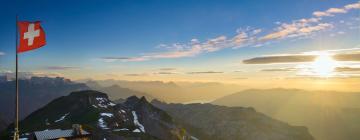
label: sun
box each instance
[311,52,337,77]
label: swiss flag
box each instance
[18,21,46,53]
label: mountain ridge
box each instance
[2,90,192,140]
[212,88,360,140]
[152,99,314,140]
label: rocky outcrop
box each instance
[3,90,191,140]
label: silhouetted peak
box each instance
[69,90,108,99]
[124,96,152,109]
[140,96,147,102]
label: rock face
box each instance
[152,100,314,140]
[0,77,89,120]
[4,90,190,140]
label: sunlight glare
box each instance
[311,52,337,77]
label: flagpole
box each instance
[14,14,19,140]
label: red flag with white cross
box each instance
[17,21,46,53]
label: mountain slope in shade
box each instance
[0,117,7,132]
[0,77,89,121]
[152,100,314,140]
[212,88,360,140]
[2,90,192,140]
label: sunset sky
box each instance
[0,0,360,91]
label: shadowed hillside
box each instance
[212,88,360,140]
[152,99,314,140]
[0,77,89,121]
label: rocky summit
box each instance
[3,90,191,140]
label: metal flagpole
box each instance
[13,14,19,140]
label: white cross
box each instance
[23,23,40,46]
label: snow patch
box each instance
[133,129,141,133]
[54,113,70,123]
[113,128,129,131]
[191,136,199,140]
[132,111,145,132]
[96,97,116,108]
[100,113,114,117]
[98,118,109,129]
[108,102,116,106]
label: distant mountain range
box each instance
[212,88,360,140]
[83,79,246,103]
[87,82,155,101]
[152,100,313,140]
[0,77,89,122]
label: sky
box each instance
[0,0,360,91]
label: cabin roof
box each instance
[34,129,90,140]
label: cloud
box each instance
[187,71,224,74]
[0,52,5,56]
[243,50,360,64]
[313,11,333,17]
[261,1,360,40]
[153,72,177,75]
[327,8,347,13]
[105,73,119,78]
[159,68,177,71]
[335,67,360,72]
[100,56,148,62]
[252,29,262,35]
[46,66,80,70]
[345,2,360,10]
[124,73,148,76]
[312,2,359,17]
[260,20,333,41]
[261,68,297,72]
[333,53,360,61]
[0,71,64,79]
[102,1,359,62]
[243,55,316,64]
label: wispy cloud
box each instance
[243,49,360,64]
[46,66,81,70]
[335,67,360,72]
[333,53,360,61]
[153,72,177,75]
[158,68,177,71]
[187,71,224,74]
[259,21,333,41]
[243,55,316,64]
[0,71,64,78]
[124,73,148,76]
[261,68,297,72]
[313,2,360,17]
[0,52,5,56]
[100,57,148,62]
[102,1,360,62]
